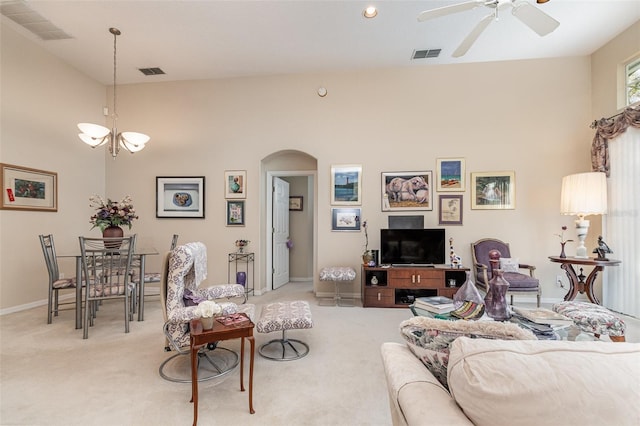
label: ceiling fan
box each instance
[417,0,559,57]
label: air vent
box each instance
[0,0,72,40]
[138,67,166,76]
[412,49,442,60]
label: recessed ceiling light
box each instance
[363,6,378,19]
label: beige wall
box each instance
[0,24,106,311]
[2,21,635,311]
[591,21,640,117]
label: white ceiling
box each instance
[2,0,639,85]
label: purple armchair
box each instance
[471,238,541,307]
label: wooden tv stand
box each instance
[361,265,469,308]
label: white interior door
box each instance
[272,177,290,289]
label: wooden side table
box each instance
[189,315,255,426]
[548,256,621,305]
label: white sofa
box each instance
[381,337,640,426]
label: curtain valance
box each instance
[591,106,640,176]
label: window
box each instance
[626,56,640,106]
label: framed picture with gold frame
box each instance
[471,171,515,210]
[0,163,57,212]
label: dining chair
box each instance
[79,235,136,339]
[131,234,179,297]
[39,234,77,324]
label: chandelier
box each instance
[78,28,150,158]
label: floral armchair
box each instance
[159,242,254,382]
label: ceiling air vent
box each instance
[412,49,441,60]
[138,67,166,76]
[0,0,72,40]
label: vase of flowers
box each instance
[194,300,222,330]
[556,226,573,258]
[89,195,138,248]
[235,239,250,253]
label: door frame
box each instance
[266,171,317,292]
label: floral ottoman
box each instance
[553,301,626,342]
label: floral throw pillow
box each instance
[399,316,536,390]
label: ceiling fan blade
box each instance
[511,1,559,36]
[452,14,493,57]
[417,0,485,22]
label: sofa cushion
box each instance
[399,316,535,389]
[448,337,640,426]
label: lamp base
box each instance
[574,218,590,259]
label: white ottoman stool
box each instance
[319,266,357,307]
[256,301,313,361]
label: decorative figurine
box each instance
[449,237,462,268]
[593,236,612,260]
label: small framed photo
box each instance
[436,158,465,192]
[224,170,246,199]
[471,171,516,210]
[156,176,205,218]
[331,208,361,231]
[289,196,303,211]
[0,163,57,212]
[381,171,433,211]
[331,164,362,205]
[439,194,463,225]
[226,200,245,226]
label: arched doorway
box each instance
[261,150,317,292]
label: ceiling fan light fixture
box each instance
[363,6,378,19]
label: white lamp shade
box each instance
[120,139,145,153]
[78,133,107,147]
[78,123,110,138]
[121,131,150,145]
[560,172,608,216]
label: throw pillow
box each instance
[499,257,519,273]
[399,316,536,390]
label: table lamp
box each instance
[560,172,608,258]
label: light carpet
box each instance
[1,282,638,426]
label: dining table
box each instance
[58,245,159,329]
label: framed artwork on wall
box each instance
[471,171,516,210]
[438,194,463,225]
[436,158,465,192]
[381,171,433,211]
[289,196,303,211]
[330,164,362,205]
[226,200,245,226]
[156,176,205,218]
[0,163,57,212]
[331,208,361,231]
[224,170,246,199]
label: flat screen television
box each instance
[380,228,446,266]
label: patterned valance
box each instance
[591,106,640,176]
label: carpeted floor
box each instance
[1,282,638,425]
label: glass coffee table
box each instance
[409,304,593,341]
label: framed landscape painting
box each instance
[471,171,515,210]
[381,171,433,211]
[330,165,362,205]
[436,158,465,192]
[156,176,205,218]
[0,163,57,212]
